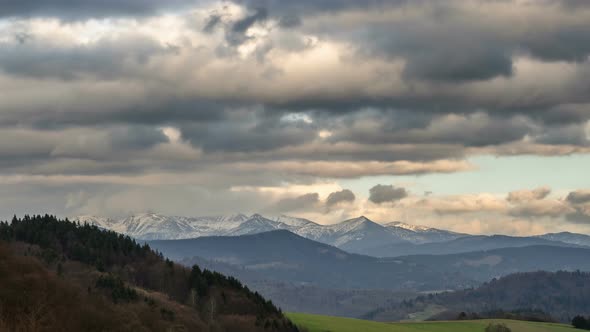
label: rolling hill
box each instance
[357,234,586,257]
[366,271,590,323]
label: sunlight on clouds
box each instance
[161,126,181,143]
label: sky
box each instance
[0,0,589,235]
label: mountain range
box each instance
[148,230,590,292]
[74,212,590,256]
[71,212,590,319]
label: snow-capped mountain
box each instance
[323,216,410,252]
[225,214,292,236]
[74,213,250,240]
[72,213,464,253]
[268,215,316,227]
[384,221,466,244]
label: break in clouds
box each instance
[0,0,589,233]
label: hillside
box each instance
[0,215,298,332]
[287,313,576,332]
[367,271,590,323]
[149,230,445,290]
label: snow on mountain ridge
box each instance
[72,213,467,250]
[386,221,433,232]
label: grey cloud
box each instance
[0,34,169,80]
[232,8,267,33]
[566,190,590,204]
[358,22,514,82]
[278,15,302,28]
[507,187,551,203]
[226,8,268,46]
[402,48,513,82]
[271,193,320,213]
[508,200,572,218]
[369,184,408,204]
[325,111,533,148]
[566,209,590,224]
[325,189,355,207]
[232,0,409,17]
[179,113,318,153]
[295,1,590,85]
[0,0,199,19]
[109,126,169,149]
[535,124,590,147]
[203,13,223,33]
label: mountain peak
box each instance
[344,216,375,225]
[249,213,266,219]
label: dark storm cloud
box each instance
[369,185,408,204]
[535,125,590,147]
[0,0,200,19]
[325,189,355,207]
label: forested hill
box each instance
[367,270,590,323]
[0,215,298,332]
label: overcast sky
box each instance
[0,0,589,235]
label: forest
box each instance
[0,215,298,331]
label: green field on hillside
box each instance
[287,312,576,332]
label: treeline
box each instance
[449,309,555,323]
[0,214,297,331]
[573,315,590,330]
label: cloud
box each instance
[368,185,407,204]
[0,0,198,19]
[566,203,590,224]
[509,200,574,218]
[417,194,507,215]
[232,160,474,178]
[0,0,589,227]
[507,187,551,203]
[270,192,320,213]
[566,190,590,204]
[325,189,355,207]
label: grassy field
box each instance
[287,312,577,332]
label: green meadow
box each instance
[287,312,576,332]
